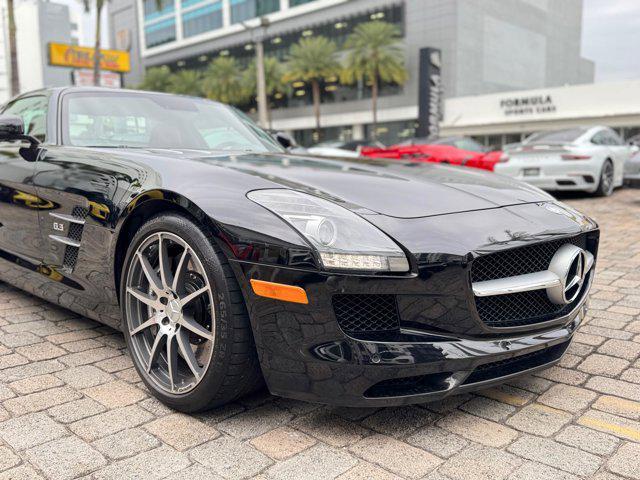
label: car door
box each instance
[605,129,631,185]
[0,94,49,270]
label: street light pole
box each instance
[241,17,270,129]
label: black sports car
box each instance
[0,87,598,412]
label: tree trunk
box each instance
[311,79,321,142]
[7,0,20,96]
[93,1,102,86]
[371,75,379,141]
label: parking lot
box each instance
[0,189,638,480]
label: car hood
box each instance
[117,149,553,219]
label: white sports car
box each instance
[494,126,636,196]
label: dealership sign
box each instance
[49,43,130,73]
[499,94,556,116]
[417,47,442,138]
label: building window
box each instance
[145,18,177,48]
[182,1,223,38]
[230,0,279,24]
[290,0,317,6]
[364,120,417,145]
[143,0,174,20]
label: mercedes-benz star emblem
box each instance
[546,244,590,305]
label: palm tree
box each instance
[341,21,408,140]
[80,0,107,86]
[168,70,203,96]
[243,57,289,128]
[6,0,19,96]
[203,57,249,105]
[284,36,340,141]
[138,66,172,92]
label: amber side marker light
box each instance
[250,279,309,304]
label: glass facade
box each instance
[364,120,417,146]
[290,0,316,6]
[230,0,280,24]
[143,0,176,48]
[182,1,223,38]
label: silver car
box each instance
[495,126,636,196]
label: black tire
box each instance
[120,213,262,412]
[594,159,615,197]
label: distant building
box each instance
[110,0,595,145]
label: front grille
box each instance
[472,234,592,328]
[332,294,400,335]
[471,235,587,283]
[463,341,569,385]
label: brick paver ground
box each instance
[1,189,639,479]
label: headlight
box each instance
[248,189,409,272]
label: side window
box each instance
[1,96,48,142]
[607,131,623,146]
[591,131,607,145]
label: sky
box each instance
[581,0,640,82]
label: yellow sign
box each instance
[48,43,130,73]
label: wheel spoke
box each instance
[180,315,213,341]
[172,247,190,293]
[177,329,202,380]
[180,286,209,307]
[147,332,164,373]
[127,287,156,309]
[137,252,163,292]
[167,335,177,392]
[158,234,173,290]
[130,315,157,336]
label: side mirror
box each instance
[0,115,24,141]
[273,131,295,150]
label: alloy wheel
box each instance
[125,232,215,394]
[602,161,614,195]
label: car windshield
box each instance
[431,137,487,152]
[524,127,589,144]
[62,92,283,153]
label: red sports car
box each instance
[361,136,507,171]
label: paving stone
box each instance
[460,396,517,421]
[70,405,154,442]
[0,412,67,450]
[578,353,631,376]
[586,376,640,402]
[0,465,44,479]
[578,409,640,442]
[556,425,620,455]
[0,385,13,402]
[407,424,469,459]
[0,446,20,471]
[26,435,107,480]
[93,446,191,480]
[506,461,579,480]
[436,411,518,447]
[138,397,176,417]
[144,413,219,451]
[59,347,121,367]
[46,330,101,345]
[2,386,81,416]
[0,354,28,371]
[190,435,273,479]
[361,406,439,437]
[291,409,368,447]
[92,427,160,460]
[507,435,602,476]
[439,444,521,480]
[83,380,147,409]
[505,403,572,436]
[114,367,141,383]
[0,359,64,383]
[598,339,640,360]
[425,394,472,414]
[60,338,104,353]
[266,443,357,480]
[14,342,66,362]
[336,462,401,480]
[8,374,64,395]
[249,426,316,460]
[164,464,225,480]
[48,398,107,424]
[608,442,640,479]
[94,355,133,373]
[55,365,114,390]
[217,404,292,441]
[0,332,42,348]
[533,366,588,386]
[349,434,441,479]
[537,384,598,413]
[593,395,640,420]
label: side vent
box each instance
[49,206,89,271]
